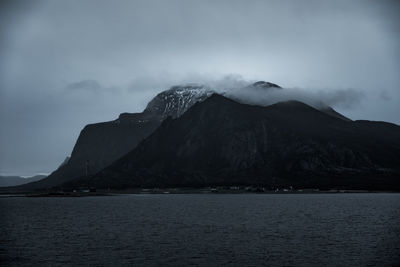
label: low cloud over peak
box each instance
[140,74,365,110]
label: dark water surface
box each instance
[1,193,399,266]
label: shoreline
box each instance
[0,188,399,198]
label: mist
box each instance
[222,84,364,110]
[175,75,364,110]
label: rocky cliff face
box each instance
[70,94,400,190]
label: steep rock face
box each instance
[72,94,400,190]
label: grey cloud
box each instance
[158,74,365,110]
[65,79,124,95]
[313,89,364,109]
[379,90,391,101]
[188,75,365,109]
[65,80,102,92]
[225,85,364,110]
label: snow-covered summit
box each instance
[144,84,214,118]
[142,81,283,119]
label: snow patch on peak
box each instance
[144,84,215,118]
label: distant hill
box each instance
[0,175,46,187]
[66,94,400,190]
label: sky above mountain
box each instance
[0,0,399,175]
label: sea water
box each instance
[1,193,399,266]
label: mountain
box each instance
[13,81,355,190]
[68,94,400,190]
[0,175,46,187]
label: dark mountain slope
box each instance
[70,94,400,190]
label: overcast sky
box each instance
[0,0,399,176]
